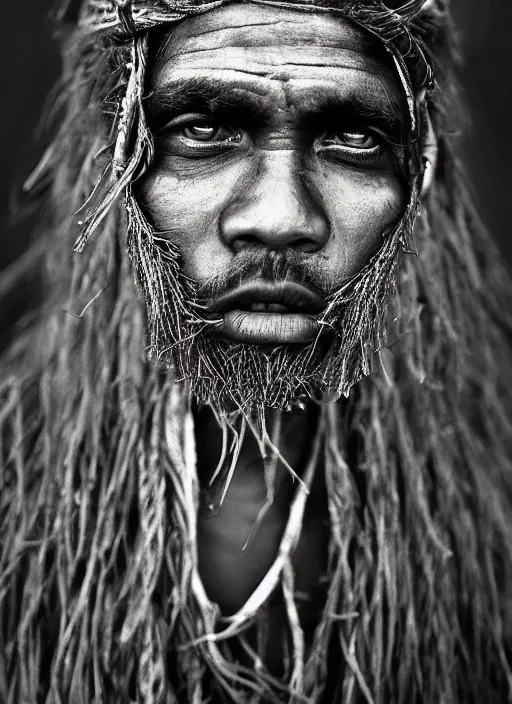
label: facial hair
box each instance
[126,197,407,415]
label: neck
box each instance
[193,400,328,619]
[194,402,320,501]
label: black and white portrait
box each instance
[1,1,511,702]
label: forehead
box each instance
[151,3,404,110]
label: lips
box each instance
[208,281,325,345]
[209,281,325,315]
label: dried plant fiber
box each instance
[0,1,511,703]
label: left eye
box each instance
[322,131,378,150]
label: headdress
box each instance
[2,1,512,703]
[55,0,446,408]
[68,0,438,247]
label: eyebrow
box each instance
[145,77,268,127]
[144,76,407,136]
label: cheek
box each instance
[318,168,406,284]
[137,159,242,280]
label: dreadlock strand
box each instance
[1,0,511,702]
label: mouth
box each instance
[208,281,325,345]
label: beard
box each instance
[126,197,407,415]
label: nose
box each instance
[220,151,330,253]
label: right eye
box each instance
[157,114,244,158]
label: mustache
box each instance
[195,249,330,302]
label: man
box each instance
[1,0,511,702]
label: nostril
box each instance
[232,235,321,253]
[232,236,324,253]
[232,235,268,252]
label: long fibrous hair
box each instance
[1,1,512,702]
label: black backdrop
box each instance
[1,1,511,303]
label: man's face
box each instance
[136,3,409,409]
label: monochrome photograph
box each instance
[1,1,511,702]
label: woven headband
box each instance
[60,0,436,23]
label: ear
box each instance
[420,110,438,197]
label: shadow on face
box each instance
[138,2,409,347]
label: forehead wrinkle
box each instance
[159,5,387,61]
[163,33,388,62]
[153,4,396,87]
[155,48,396,86]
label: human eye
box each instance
[316,127,385,167]
[155,113,244,158]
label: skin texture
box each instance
[140,2,407,305]
[194,403,329,655]
[137,2,409,665]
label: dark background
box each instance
[1,1,511,286]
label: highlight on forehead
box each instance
[151,2,394,83]
[165,3,387,52]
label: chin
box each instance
[149,312,370,416]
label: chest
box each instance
[196,460,330,671]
